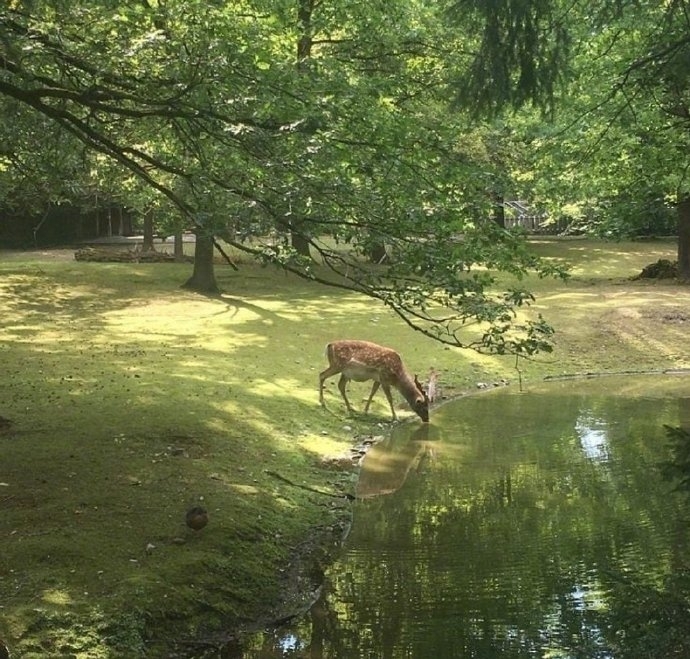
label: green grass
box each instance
[0,237,688,657]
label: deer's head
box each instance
[413,375,430,423]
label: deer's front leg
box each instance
[364,381,380,414]
[380,383,398,421]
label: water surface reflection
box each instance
[245,375,690,658]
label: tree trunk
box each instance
[291,230,311,257]
[677,195,690,281]
[367,241,388,264]
[174,231,184,262]
[142,208,155,252]
[492,193,506,228]
[289,0,314,259]
[182,232,219,293]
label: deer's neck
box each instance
[394,369,421,404]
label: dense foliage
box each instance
[521,0,690,247]
[0,0,568,354]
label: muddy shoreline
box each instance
[167,433,383,658]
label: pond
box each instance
[242,374,690,658]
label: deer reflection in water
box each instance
[357,422,443,499]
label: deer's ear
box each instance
[414,375,429,404]
[426,370,438,403]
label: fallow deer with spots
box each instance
[319,340,432,422]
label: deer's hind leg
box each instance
[319,365,341,406]
[337,374,355,412]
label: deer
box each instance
[318,340,431,422]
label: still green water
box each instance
[249,375,690,658]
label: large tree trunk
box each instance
[677,195,690,281]
[174,230,185,262]
[142,208,155,252]
[366,241,388,264]
[182,232,219,294]
[290,229,311,257]
[492,193,506,228]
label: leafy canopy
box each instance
[0,0,568,353]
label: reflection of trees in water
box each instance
[662,423,690,494]
[257,388,690,658]
[335,393,688,657]
[615,417,690,658]
[605,567,690,658]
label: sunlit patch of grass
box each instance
[527,237,677,281]
[41,589,74,606]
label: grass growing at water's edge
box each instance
[0,237,688,657]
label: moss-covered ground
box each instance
[0,238,688,657]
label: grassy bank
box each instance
[0,238,687,657]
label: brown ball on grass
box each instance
[185,506,208,531]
